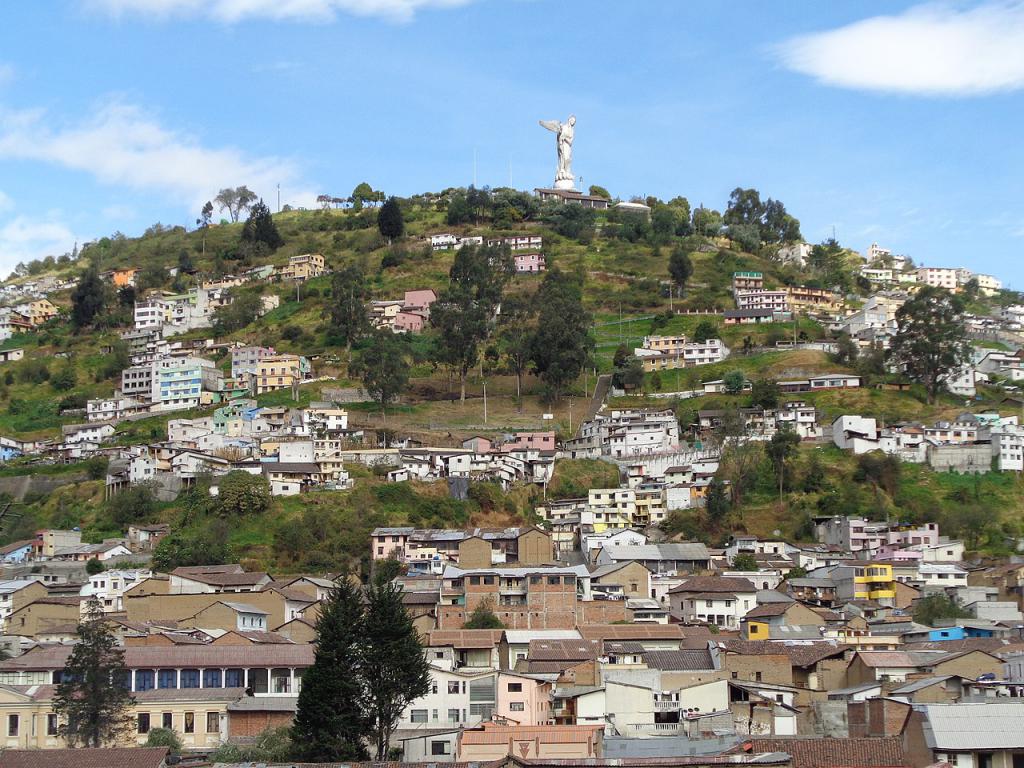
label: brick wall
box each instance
[227,710,294,739]
[723,653,793,686]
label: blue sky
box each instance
[1,1,1023,285]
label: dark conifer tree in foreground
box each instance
[291,577,370,762]
[71,263,106,329]
[241,200,284,250]
[377,196,405,242]
[363,573,431,760]
[54,597,134,746]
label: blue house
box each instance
[0,540,33,564]
[927,624,995,642]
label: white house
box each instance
[80,568,152,612]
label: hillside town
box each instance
[3,2,1024,766]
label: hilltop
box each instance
[0,185,1020,573]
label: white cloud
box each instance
[0,65,14,88]
[0,191,12,213]
[0,100,317,212]
[86,0,474,23]
[775,2,1024,95]
[0,215,77,272]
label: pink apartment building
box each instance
[496,672,553,726]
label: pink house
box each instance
[371,527,413,560]
[394,311,427,333]
[514,253,546,273]
[874,544,923,562]
[495,672,553,726]
[403,289,437,312]
[502,431,556,453]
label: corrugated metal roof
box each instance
[924,702,1024,749]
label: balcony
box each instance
[654,700,680,711]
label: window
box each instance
[483,576,495,586]
[755,671,762,682]
[248,668,268,694]
[469,576,481,586]
[225,668,244,688]
[158,669,177,689]
[448,708,460,722]
[184,712,195,734]
[203,669,222,688]
[162,712,173,729]
[509,702,525,712]
[431,740,451,756]
[448,681,460,694]
[435,651,444,660]
[46,714,57,736]
[181,669,200,688]
[410,709,428,723]
[507,682,523,692]
[547,576,560,585]
[137,713,150,734]
[135,669,155,691]
[431,681,438,694]
[206,712,220,733]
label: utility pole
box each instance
[481,359,487,424]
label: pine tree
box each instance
[377,196,405,242]
[71,264,107,330]
[363,575,431,760]
[292,578,370,762]
[54,598,135,747]
[241,200,284,250]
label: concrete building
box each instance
[255,354,310,395]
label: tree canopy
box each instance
[530,268,593,400]
[71,264,106,329]
[377,197,405,241]
[215,186,258,223]
[889,285,971,404]
[54,598,135,747]
[241,200,284,251]
[292,578,370,762]
[351,331,410,421]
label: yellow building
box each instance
[0,684,243,751]
[587,488,635,532]
[26,300,58,326]
[255,354,308,395]
[278,254,325,282]
[853,563,896,601]
[0,643,312,751]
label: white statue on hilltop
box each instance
[539,114,576,190]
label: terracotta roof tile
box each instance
[0,747,169,768]
[736,737,908,768]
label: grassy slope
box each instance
[0,202,1018,567]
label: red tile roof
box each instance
[735,738,908,768]
[0,747,169,768]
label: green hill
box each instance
[0,188,1017,571]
